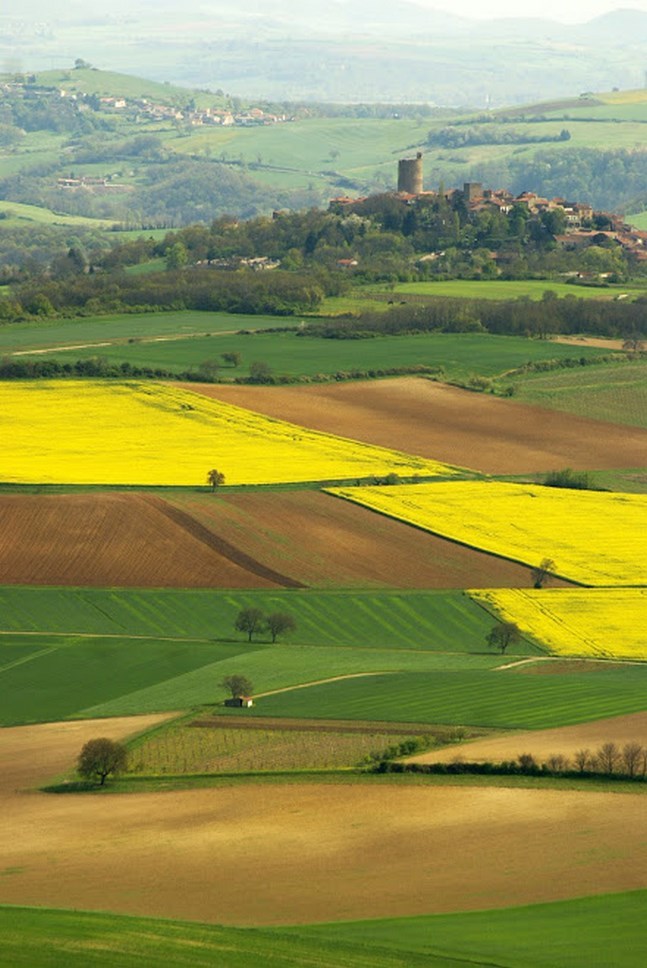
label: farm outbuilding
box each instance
[224,696,254,708]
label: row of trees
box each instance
[376,742,647,781]
[234,608,296,643]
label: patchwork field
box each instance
[473,588,647,660]
[0,380,460,486]
[1,718,646,927]
[330,481,647,586]
[165,490,541,589]
[194,377,647,473]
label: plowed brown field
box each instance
[1,717,646,926]
[167,490,543,588]
[0,493,298,588]
[184,378,647,474]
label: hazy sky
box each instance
[415,0,647,22]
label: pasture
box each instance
[382,279,646,301]
[0,381,456,486]
[330,481,647,586]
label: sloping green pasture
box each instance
[2,890,646,967]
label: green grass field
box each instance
[34,330,610,382]
[2,891,645,966]
[228,666,647,729]
[384,279,646,301]
[0,587,517,724]
[0,201,115,229]
[512,358,647,429]
[0,311,274,355]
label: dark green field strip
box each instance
[2,891,646,967]
[43,330,609,381]
[0,638,245,726]
[0,588,514,653]
[294,890,647,968]
[241,668,647,729]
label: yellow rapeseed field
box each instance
[328,481,647,586]
[472,588,647,660]
[0,381,458,486]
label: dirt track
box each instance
[184,378,647,474]
[409,710,647,766]
[1,717,646,926]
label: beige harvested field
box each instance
[1,717,646,926]
[408,710,647,766]
[0,493,299,588]
[185,378,647,474]
[167,490,542,588]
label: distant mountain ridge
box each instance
[3,3,647,105]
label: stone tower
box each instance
[398,152,423,194]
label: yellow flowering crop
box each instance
[0,381,458,486]
[472,588,647,660]
[328,481,647,586]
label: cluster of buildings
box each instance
[93,95,290,128]
[332,152,647,262]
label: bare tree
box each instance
[207,468,225,491]
[596,741,621,775]
[265,612,296,643]
[545,753,570,773]
[573,748,591,773]
[221,674,254,699]
[622,742,644,778]
[77,738,127,786]
[531,557,555,589]
[486,621,521,654]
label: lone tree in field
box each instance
[234,607,266,642]
[221,673,254,699]
[266,612,296,643]
[486,621,521,655]
[77,738,127,786]
[207,468,225,491]
[531,557,555,589]
[222,351,242,368]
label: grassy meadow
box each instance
[2,890,646,967]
